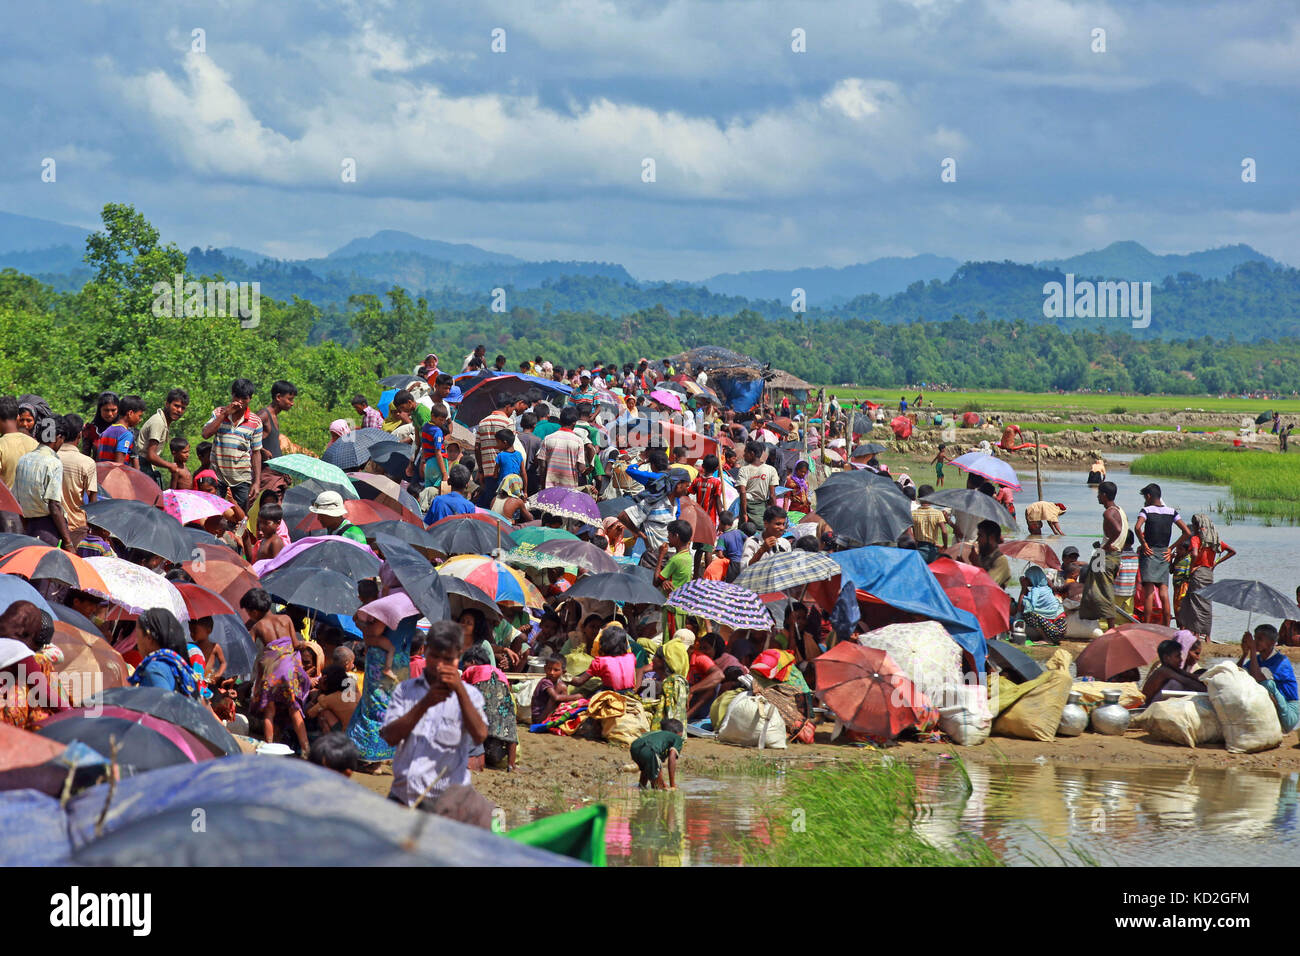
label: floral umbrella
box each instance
[528,488,601,524]
[84,556,190,623]
[162,490,230,526]
[858,621,963,712]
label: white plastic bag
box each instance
[937,684,992,746]
[1137,696,1222,748]
[717,693,787,749]
[511,677,540,723]
[1203,662,1282,753]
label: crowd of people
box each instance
[4,344,1300,818]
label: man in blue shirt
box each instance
[1240,623,1300,733]
[424,464,477,525]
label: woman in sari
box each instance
[346,607,415,771]
[1017,565,1067,644]
[1175,514,1236,639]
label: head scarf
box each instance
[659,638,689,678]
[1175,629,1199,668]
[496,473,524,499]
[329,419,352,439]
[789,460,810,494]
[1191,513,1220,551]
[1022,565,1063,618]
[16,394,52,422]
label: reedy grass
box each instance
[1132,448,1300,522]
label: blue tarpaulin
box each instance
[829,547,988,673]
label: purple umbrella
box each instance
[528,488,601,524]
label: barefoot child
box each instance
[631,718,684,790]
[931,443,950,487]
[240,588,311,758]
[364,621,398,683]
[247,502,286,561]
[169,436,193,490]
[530,655,582,725]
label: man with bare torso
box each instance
[1079,480,1129,631]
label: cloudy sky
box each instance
[2,0,1297,279]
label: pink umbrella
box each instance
[358,592,420,628]
[162,489,230,526]
[648,389,683,412]
[40,706,213,763]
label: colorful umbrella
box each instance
[42,706,213,763]
[85,498,192,563]
[927,557,1009,642]
[95,463,163,506]
[1073,623,1175,681]
[439,554,545,608]
[732,550,840,595]
[173,583,236,620]
[84,556,189,623]
[0,546,107,592]
[529,488,601,524]
[950,452,1022,491]
[512,526,580,547]
[814,643,934,739]
[858,621,963,711]
[998,539,1061,569]
[266,454,358,497]
[86,685,241,757]
[665,579,774,631]
[50,622,128,705]
[161,489,230,526]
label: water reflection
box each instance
[527,762,1300,866]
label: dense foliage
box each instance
[2,205,1298,457]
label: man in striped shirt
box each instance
[201,379,263,511]
[540,406,593,490]
[1134,483,1191,627]
[473,397,514,505]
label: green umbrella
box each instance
[266,454,358,497]
[503,542,570,570]
[511,527,579,547]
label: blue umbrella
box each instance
[0,574,54,615]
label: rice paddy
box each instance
[823,387,1300,418]
[1131,448,1300,523]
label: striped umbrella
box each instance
[665,579,775,631]
[266,454,358,497]
[732,551,840,595]
[0,546,107,591]
[439,554,545,608]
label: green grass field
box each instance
[822,387,1300,418]
[1131,447,1300,522]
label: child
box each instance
[631,718,684,790]
[306,664,359,733]
[931,443,950,487]
[786,460,812,514]
[413,402,452,490]
[307,730,359,777]
[359,611,397,683]
[189,615,227,684]
[531,655,581,725]
[408,632,426,679]
[656,518,694,596]
[169,436,193,490]
[249,502,286,561]
[493,428,523,490]
[196,441,214,475]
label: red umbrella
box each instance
[96,463,163,506]
[998,539,1061,569]
[814,643,934,739]
[928,557,1010,641]
[1074,623,1174,680]
[890,416,913,439]
[181,559,261,608]
[173,583,237,619]
[0,478,21,515]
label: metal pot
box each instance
[1090,689,1131,735]
[1057,691,1088,737]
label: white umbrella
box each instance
[84,557,190,623]
[951,452,1022,491]
[858,621,963,710]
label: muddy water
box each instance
[537,760,1300,866]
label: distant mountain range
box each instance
[1,211,1295,340]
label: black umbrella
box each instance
[425,518,517,557]
[282,479,359,541]
[0,532,43,556]
[657,381,688,395]
[37,715,191,774]
[368,442,414,481]
[987,639,1044,684]
[276,538,381,583]
[352,473,423,518]
[813,471,913,545]
[261,567,362,616]
[210,613,258,679]
[84,499,191,563]
[850,413,876,433]
[455,374,570,428]
[923,488,1020,531]
[360,519,440,556]
[599,496,638,520]
[852,442,887,456]
[441,574,503,622]
[321,427,395,471]
[180,526,221,551]
[379,374,423,389]
[565,571,664,605]
[86,685,240,757]
[372,533,451,623]
[1199,579,1298,624]
[620,563,655,583]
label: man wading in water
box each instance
[1080,480,1128,632]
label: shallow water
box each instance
[1010,463,1297,640]
[541,759,1300,866]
